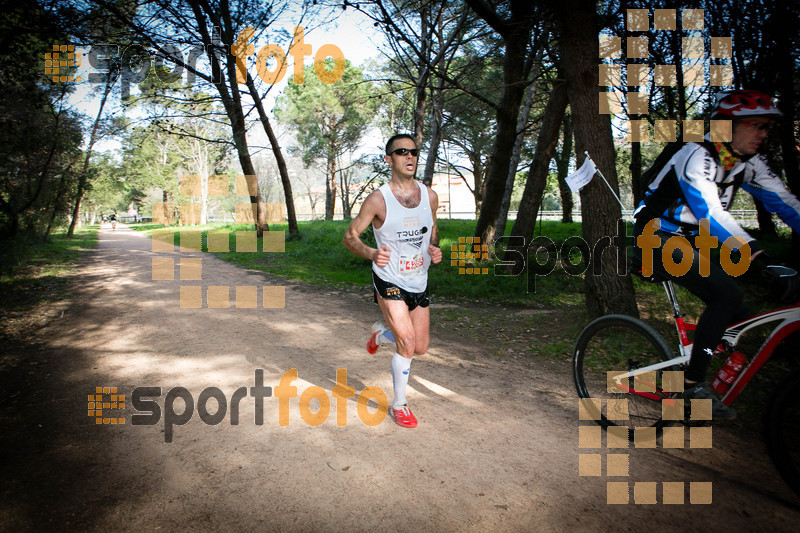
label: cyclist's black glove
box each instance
[751,253,800,303]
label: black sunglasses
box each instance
[389,148,419,157]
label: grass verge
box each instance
[130,219,591,308]
[0,226,99,340]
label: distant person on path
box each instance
[108,212,117,230]
[343,134,442,428]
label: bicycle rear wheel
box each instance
[765,366,800,498]
[573,314,678,435]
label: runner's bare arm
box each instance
[343,191,391,266]
[427,186,442,264]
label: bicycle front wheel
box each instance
[573,314,677,434]
[765,366,800,498]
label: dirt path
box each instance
[2,224,799,532]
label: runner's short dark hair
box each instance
[385,134,416,155]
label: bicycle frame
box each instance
[610,281,800,405]
[719,303,800,404]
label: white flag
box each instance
[564,156,597,192]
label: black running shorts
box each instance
[372,271,430,311]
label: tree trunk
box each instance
[557,113,574,223]
[502,81,567,266]
[472,28,532,245]
[187,0,266,236]
[473,158,484,215]
[200,170,208,225]
[422,11,447,188]
[556,0,638,318]
[412,3,431,151]
[161,189,168,225]
[229,116,265,233]
[422,78,444,187]
[496,66,539,240]
[672,22,686,134]
[246,76,299,235]
[67,76,113,237]
[459,153,485,216]
[325,154,337,220]
[45,168,73,239]
[225,79,265,236]
[341,175,352,219]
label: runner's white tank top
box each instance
[372,181,433,293]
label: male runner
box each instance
[342,134,442,428]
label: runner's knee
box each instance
[414,338,428,355]
[395,332,416,357]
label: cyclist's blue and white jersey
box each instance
[633,141,800,253]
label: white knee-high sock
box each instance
[391,352,412,407]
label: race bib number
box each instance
[399,254,424,276]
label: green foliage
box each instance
[275,59,379,165]
[368,60,416,139]
[134,219,593,308]
[0,0,84,239]
[0,225,99,282]
[438,45,504,167]
[120,85,232,223]
[121,124,180,197]
[275,59,379,218]
[83,154,129,214]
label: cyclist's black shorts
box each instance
[372,271,430,311]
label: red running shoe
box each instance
[366,322,387,355]
[390,404,417,428]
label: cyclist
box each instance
[632,89,800,420]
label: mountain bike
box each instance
[572,279,800,497]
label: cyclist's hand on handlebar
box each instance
[752,253,800,303]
